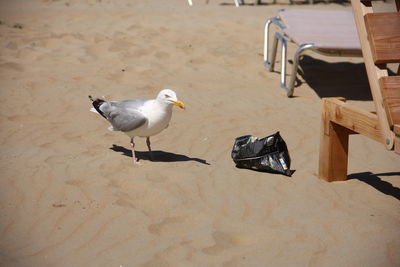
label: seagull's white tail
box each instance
[90,107,99,113]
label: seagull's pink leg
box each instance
[130,137,139,164]
[146,137,153,161]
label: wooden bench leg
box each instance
[318,98,384,182]
[319,98,351,182]
[319,121,350,182]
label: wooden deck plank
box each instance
[379,76,400,127]
[364,12,400,64]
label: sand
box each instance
[0,0,399,266]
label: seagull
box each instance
[89,89,185,164]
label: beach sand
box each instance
[0,0,399,266]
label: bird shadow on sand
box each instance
[348,172,400,201]
[110,144,210,165]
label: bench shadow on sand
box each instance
[293,55,373,101]
[348,172,400,201]
[110,144,210,165]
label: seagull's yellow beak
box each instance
[173,100,185,109]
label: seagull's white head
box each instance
[156,89,185,109]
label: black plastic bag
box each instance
[231,132,292,177]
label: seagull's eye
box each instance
[164,94,171,98]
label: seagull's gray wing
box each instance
[100,100,148,132]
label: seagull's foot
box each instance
[130,138,141,165]
[133,158,142,166]
[132,152,141,165]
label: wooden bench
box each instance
[318,0,400,182]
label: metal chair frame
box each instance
[189,0,320,7]
[188,0,243,7]
[264,15,362,97]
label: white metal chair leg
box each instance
[274,35,316,97]
[263,16,285,69]
[272,32,289,95]
[270,33,279,72]
[263,15,317,97]
[189,0,242,7]
[264,19,274,69]
[287,43,315,97]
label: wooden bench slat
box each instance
[379,76,400,128]
[394,124,400,154]
[364,12,400,64]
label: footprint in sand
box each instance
[132,47,151,57]
[147,217,188,235]
[202,231,239,255]
[108,39,133,52]
[6,41,18,50]
[0,20,23,29]
[113,192,136,209]
[154,51,170,59]
[0,62,25,72]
